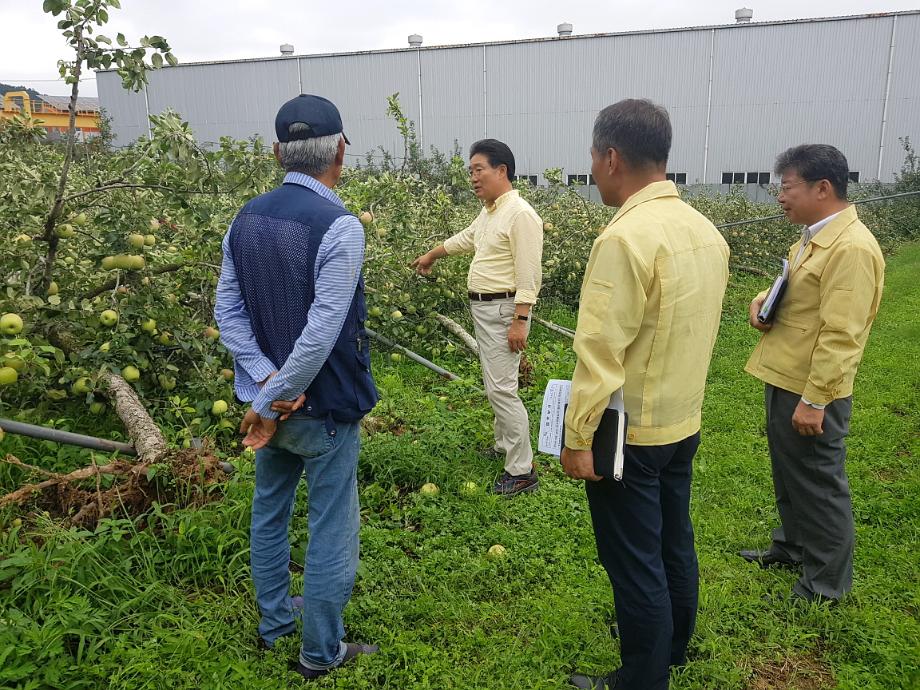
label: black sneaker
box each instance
[492,468,539,496]
[293,643,380,680]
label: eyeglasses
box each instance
[778,180,813,193]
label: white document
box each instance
[538,379,625,461]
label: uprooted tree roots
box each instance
[0,372,229,528]
[1,449,227,528]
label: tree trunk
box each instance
[434,313,479,354]
[100,373,168,463]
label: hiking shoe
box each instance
[492,468,539,496]
[293,643,380,680]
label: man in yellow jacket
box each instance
[563,99,729,690]
[742,144,885,604]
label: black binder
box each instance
[561,405,628,480]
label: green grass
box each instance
[2,246,919,689]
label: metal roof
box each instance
[38,94,100,111]
[95,9,920,72]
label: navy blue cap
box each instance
[275,94,350,144]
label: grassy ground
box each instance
[1,245,918,689]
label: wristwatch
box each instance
[513,314,529,322]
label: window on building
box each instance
[511,174,538,185]
[567,174,588,186]
[666,172,688,185]
[722,171,771,185]
[848,171,860,183]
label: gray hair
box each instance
[277,124,341,175]
[593,99,671,168]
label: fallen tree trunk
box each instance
[0,455,142,508]
[100,372,168,463]
[434,313,479,355]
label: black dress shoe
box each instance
[570,669,618,689]
[739,549,802,569]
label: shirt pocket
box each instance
[578,279,613,335]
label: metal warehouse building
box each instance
[98,9,920,187]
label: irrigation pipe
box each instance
[715,189,920,230]
[0,418,235,474]
[366,328,461,381]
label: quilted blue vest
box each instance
[228,182,378,422]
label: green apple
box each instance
[157,332,172,345]
[71,377,92,394]
[12,517,22,528]
[203,327,220,340]
[368,306,383,318]
[0,367,18,386]
[211,400,229,415]
[157,374,177,390]
[14,233,32,244]
[121,365,140,382]
[101,256,116,270]
[390,310,403,320]
[98,341,111,353]
[419,482,439,496]
[460,481,478,495]
[56,224,76,238]
[128,233,146,249]
[487,544,507,560]
[3,356,25,372]
[144,234,156,246]
[376,227,388,238]
[221,368,234,381]
[390,352,403,363]
[74,212,88,226]
[415,325,428,335]
[359,211,373,226]
[89,401,105,415]
[126,255,145,270]
[140,318,157,334]
[0,313,24,335]
[47,281,59,296]
[100,310,118,327]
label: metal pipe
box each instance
[534,316,575,338]
[877,15,897,181]
[0,418,236,474]
[714,189,920,230]
[0,418,136,456]
[702,28,715,183]
[366,328,460,380]
[416,48,424,149]
[482,44,488,136]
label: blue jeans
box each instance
[250,416,360,669]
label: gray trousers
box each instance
[765,384,854,600]
[469,298,534,476]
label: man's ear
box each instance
[607,148,620,176]
[273,142,281,165]
[335,136,346,166]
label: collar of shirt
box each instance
[802,209,843,244]
[608,180,680,227]
[484,189,519,214]
[283,171,346,210]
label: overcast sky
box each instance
[1,0,916,97]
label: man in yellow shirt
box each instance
[563,99,729,690]
[741,144,884,604]
[412,139,543,496]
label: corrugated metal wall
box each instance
[96,12,920,184]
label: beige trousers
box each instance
[469,298,534,476]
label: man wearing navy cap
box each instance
[215,94,379,679]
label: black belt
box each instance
[468,290,516,302]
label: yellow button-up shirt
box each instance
[443,190,543,304]
[745,205,884,403]
[565,181,730,448]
